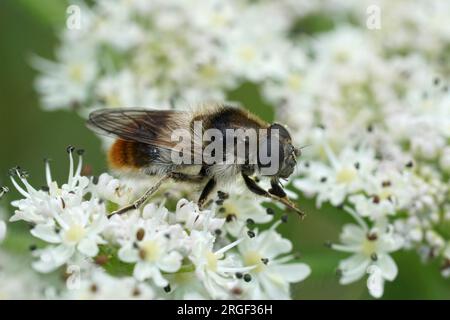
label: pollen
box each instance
[244,251,264,273]
[63,224,86,244]
[336,166,358,184]
[206,251,218,272]
[139,240,161,262]
[361,239,378,257]
[239,46,256,62]
[287,74,302,90]
[68,63,85,83]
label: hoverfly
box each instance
[87,104,304,217]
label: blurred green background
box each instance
[0,0,449,299]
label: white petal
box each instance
[134,262,153,281]
[0,220,6,242]
[367,265,384,298]
[259,231,292,258]
[118,244,139,263]
[376,254,398,281]
[33,245,74,273]
[77,238,99,257]
[158,251,182,273]
[260,273,290,300]
[31,224,60,243]
[271,263,311,283]
[151,268,169,288]
[340,224,365,245]
[339,254,370,285]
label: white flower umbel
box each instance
[10,148,108,272]
[331,207,403,298]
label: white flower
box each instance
[31,205,108,273]
[188,230,253,299]
[213,191,272,237]
[10,149,109,272]
[117,214,185,287]
[294,145,377,207]
[175,199,224,233]
[65,268,155,300]
[237,223,311,300]
[331,207,403,298]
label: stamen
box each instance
[343,206,368,232]
[215,237,243,256]
[44,159,53,186]
[10,175,28,198]
[67,145,75,185]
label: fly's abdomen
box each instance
[108,139,157,170]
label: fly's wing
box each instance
[87,109,192,149]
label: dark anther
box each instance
[218,207,226,213]
[243,274,252,282]
[215,199,224,206]
[132,287,141,297]
[433,77,440,86]
[246,218,255,226]
[370,253,378,261]
[90,284,98,293]
[95,255,109,266]
[354,162,360,170]
[281,214,288,223]
[164,233,171,239]
[164,284,171,293]
[367,233,378,241]
[405,161,414,168]
[235,272,243,279]
[214,229,222,236]
[133,242,139,249]
[8,168,17,177]
[382,180,391,187]
[136,228,145,241]
[92,176,99,184]
[324,241,332,248]
[77,149,85,156]
[247,230,256,238]
[29,244,37,251]
[367,124,373,132]
[372,195,380,204]
[261,258,269,265]
[304,161,310,168]
[231,287,243,295]
[266,207,275,215]
[226,214,236,223]
[217,191,229,200]
[320,177,327,183]
[66,145,75,154]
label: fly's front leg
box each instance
[110,174,171,216]
[198,178,217,209]
[242,174,305,219]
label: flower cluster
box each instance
[7,150,309,299]
[26,0,450,298]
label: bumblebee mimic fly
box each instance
[87,104,304,218]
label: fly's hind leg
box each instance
[110,174,171,216]
[242,174,305,219]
